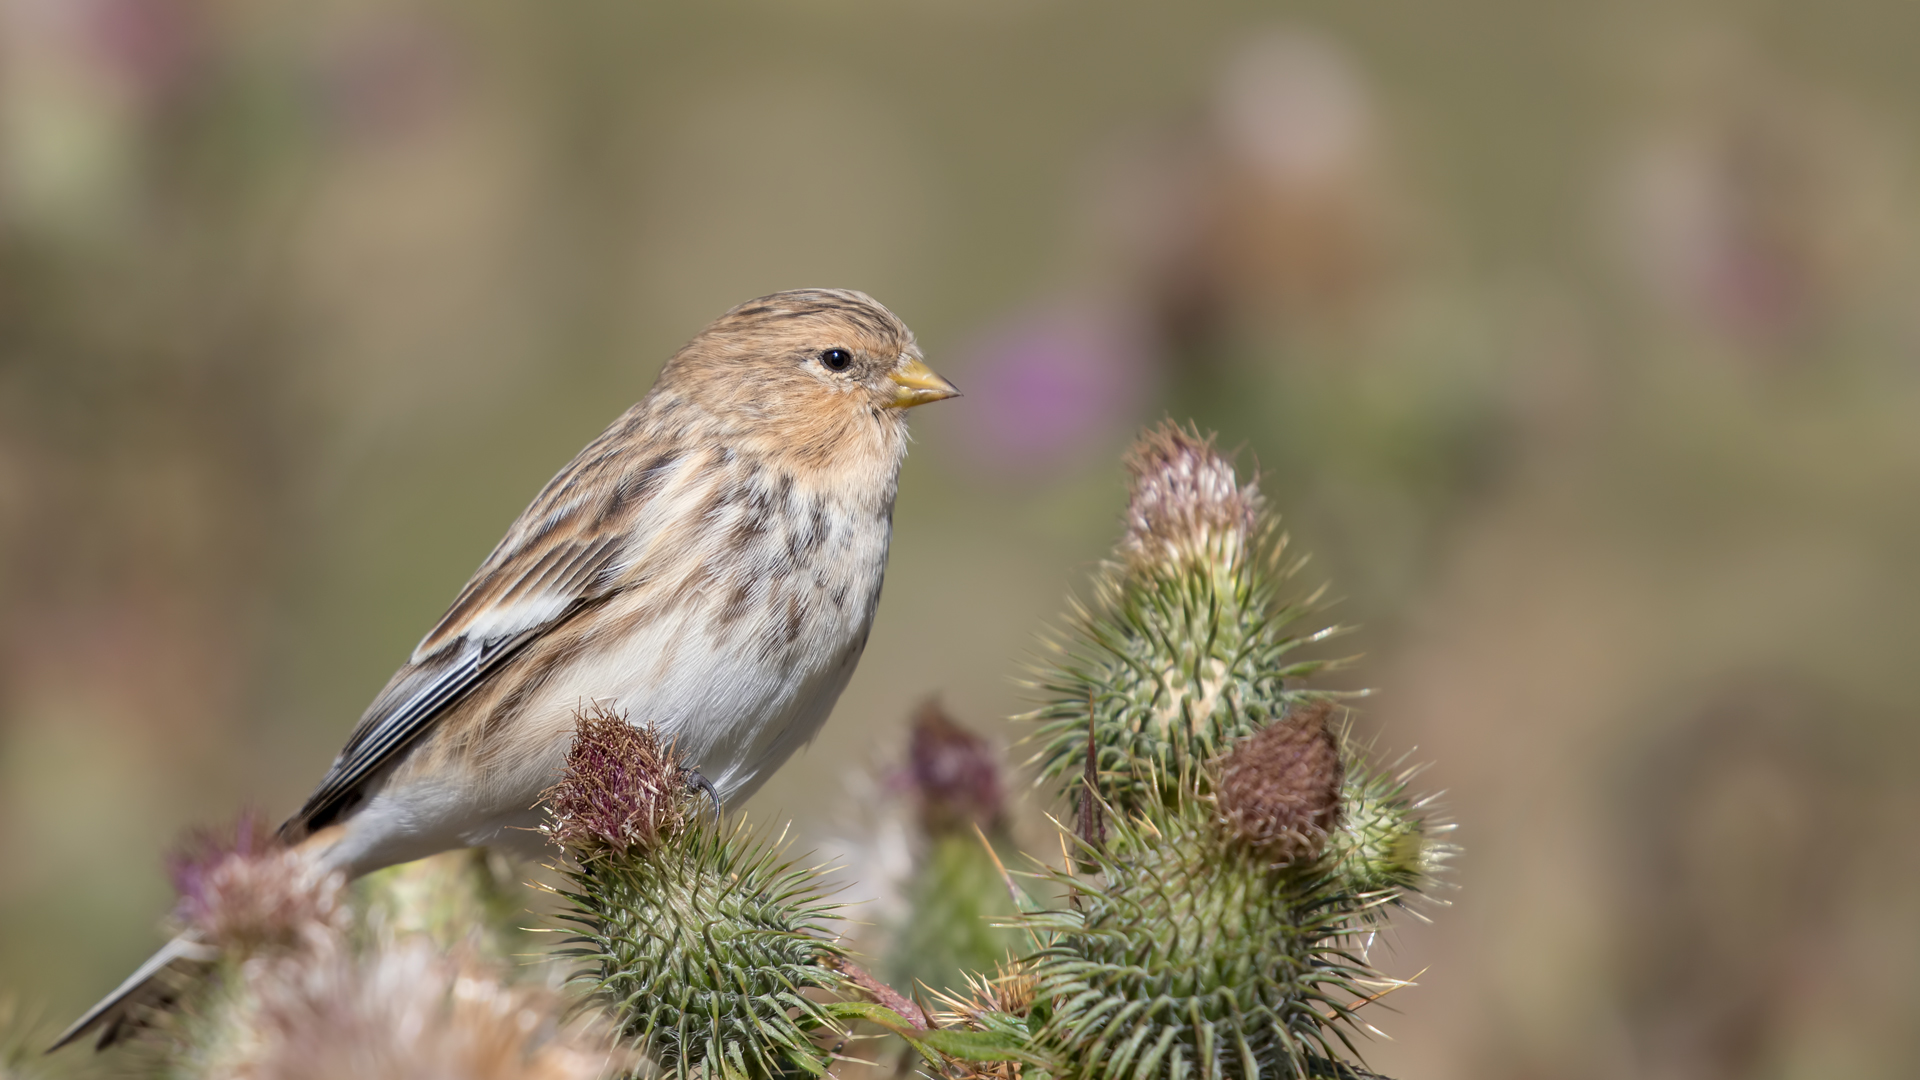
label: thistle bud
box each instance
[1024,807,1382,1080]
[1325,761,1446,903]
[540,704,688,858]
[1214,701,1345,864]
[1028,422,1330,821]
[886,702,1023,1002]
[1118,422,1262,576]
[546,710,846,1078]
[906,699,1007,836]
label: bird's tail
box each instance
[46,934,220,1052]
[48,820,349,1054]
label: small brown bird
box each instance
[54,288,958,1050]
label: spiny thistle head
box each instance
[557,824,846,1080]
[1118,422,1263,576]
[1028,422,1335,821]
[1024,805,1393,1080]
[934,962,1039,1025]
[879,704,1025,999]
[541,704,689,858]
[1323,756,1449,905]
[167,810,346,953]
[544,710,845,1079]
[1214,701,1345,865]
[906,699,1008,837]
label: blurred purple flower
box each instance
[898,699,1006,837]
[167,807,347,951]
[81,0,205,104]
[946,301,1156,476]
[166,805,274,916]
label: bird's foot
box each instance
[681,768,722,824]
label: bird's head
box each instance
[658,289,959,466]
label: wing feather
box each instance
[281,424,690,837]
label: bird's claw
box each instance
[682,768,722,824]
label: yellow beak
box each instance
[887,356,961,409]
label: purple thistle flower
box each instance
[903,700,1007,837]
[541,705,688,857]
[165,808,346,951]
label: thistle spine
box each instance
[1009,421,1444,1080]
[544,706,847,1080]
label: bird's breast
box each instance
[492,475,892,806]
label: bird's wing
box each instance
[284,433,690,835]
[47,934,219,1051]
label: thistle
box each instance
[189,936,623,1080]
[1213,701,1345,866]
[886,701,1026,998]
[33,421,1448,1080]
[113,811,351,1060]
[1323,750,1449,907]
[168,809,348,956]
[544,706,847,1080]
[1025,808,1386,1080]
[1027,424,1339,822]
[1008,422,1444,1080]
[148,812,608,1080]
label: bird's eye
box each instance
[820,348,853,372]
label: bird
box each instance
[52,288,959,1051]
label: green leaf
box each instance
[916,1028,1051,1066]
[820,1001,916,1033]
[820,1003,1051,1068]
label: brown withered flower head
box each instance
[929,964,1039,1080]
[167,809,347,953]
[906,699,1008,836]
[979,962,1039,1018]
[1213,700,1345,864]
[541,704,688,857]
[1117,422,1262,575]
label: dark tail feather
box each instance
[47,935,218,1052]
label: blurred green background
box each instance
[4,1,1919,1077]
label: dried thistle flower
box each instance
[167,810,347,953]
[928,964,1040,1080]
[936,962,1039,1024]
[906,699,1007,836]
[944,1058,1024,1080]
[206,936,625,1080]
[541,705,688,857]
[1116,422,1262,575]
[1214,700,1345,864]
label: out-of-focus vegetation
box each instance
[3,3,1918,1078]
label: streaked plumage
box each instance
[55,288,957,1051]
